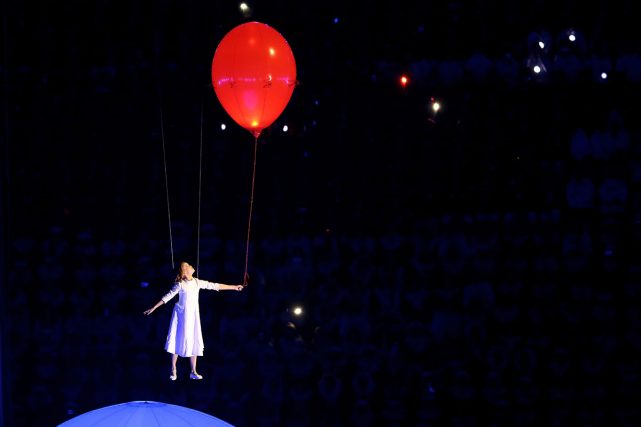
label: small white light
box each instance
[283,125,288,132]
[601,72,608,80]
[432,102,441,113]
[533,65,541,74]
[538,41,545,49]
[569,34,576,42]
[293,306,303,316]
[221,123,226,130]
[239,3,249,12]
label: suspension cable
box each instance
[196,99,204,277]
[159,103,175,270]
[243,134,259,286]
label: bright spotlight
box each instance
[538,41,545,49]
[282,125,289,132]
[221,123,226,130]
[293,306,303,316]
[533,65,541,74]
[400,75,409,88]
[569,33,576,42]
[428,97,441,114]
[239,2,251,17]
[600,72,608,80]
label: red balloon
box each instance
[211,22,297,138]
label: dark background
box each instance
[3,0,641,426]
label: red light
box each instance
[400,75,409,87]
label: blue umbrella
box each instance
[57,401,234,427]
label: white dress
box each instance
[161,278,220,357]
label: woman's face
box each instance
[181,263,195,277]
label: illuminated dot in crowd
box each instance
[333,17,339,24]
[239,3,249,13]
[140,281,149,288]
[400,75,409,87]
[432,101,441,113]
[533,65,542,74]
[293,306,303,316]
[283,125,289,132]
[569,33,576,42]
[538,41,545,49]
[601,72,608,80]
[221,123,227,130]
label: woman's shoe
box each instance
[170,368,177,381]
[189,372,203,380]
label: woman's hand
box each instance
[144,300,164,315]
[234,285,244,291]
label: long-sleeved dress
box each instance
[161,278,220,357]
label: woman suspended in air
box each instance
[144,261,244,380]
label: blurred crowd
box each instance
[8,109,641,425]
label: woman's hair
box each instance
[174,262,190,282]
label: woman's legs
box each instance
[171,354,178,373]
[189,356,203,379]
[169,353,179,380]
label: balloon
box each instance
[211,22,296,138]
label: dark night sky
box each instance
[5,0,639,240]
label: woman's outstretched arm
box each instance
[218,284,244,291]
[198,280,243,292]
[144,300,165,315]
[144,282,181,315]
